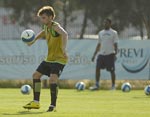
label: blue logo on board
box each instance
[118,48,149,73]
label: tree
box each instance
[53,0,78,30]
[4,0,55,28]
[77,0,90,39]
[129,0,150,39]
[86,0,132,34]
[4,0,150,39]
[72,0,96,39]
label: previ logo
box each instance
[118,48,149,73]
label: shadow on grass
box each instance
[2,111,44,115]
[132,96,150,99]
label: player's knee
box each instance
[96,68,100,72]
[110,70,115,75]
[32,72,42,79]
[49,74,58,84]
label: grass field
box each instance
[0,89,150,117]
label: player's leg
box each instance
[95,67,101,87]
[106,54,116,89]
[110,70,116,89]
[89,69,101,90]
[47,74,58,112]
[47,63,65,112]
[32,71,43,102]
[89,55,104,90]
[23,71,42,109]
[23,61,49,109]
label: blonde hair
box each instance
[37,6,55,19]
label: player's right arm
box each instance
[92,43,101,62]
[92,32,101,62]
[27,30,45,46]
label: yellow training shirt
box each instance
[43,21,68,65]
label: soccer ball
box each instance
[21,85,31,95]
[144,85,150,95]
[21,29,35,43]
[121,82,131,92]
[75,82,86,91]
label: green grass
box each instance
[0,89,150,117]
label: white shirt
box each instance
[98,28,119,55]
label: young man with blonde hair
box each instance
[23,6,68,112]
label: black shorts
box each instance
[96,54,115,72]
[36,61,65,77]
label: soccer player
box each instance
[23,6,68,112]
[89,18,118,90]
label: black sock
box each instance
[50,84,58,107]
[33,79,41,101]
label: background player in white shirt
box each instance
[90,18,118,90]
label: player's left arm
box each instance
[114,31,119,55]
[53,24,68,58]
[114,43,118,55]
